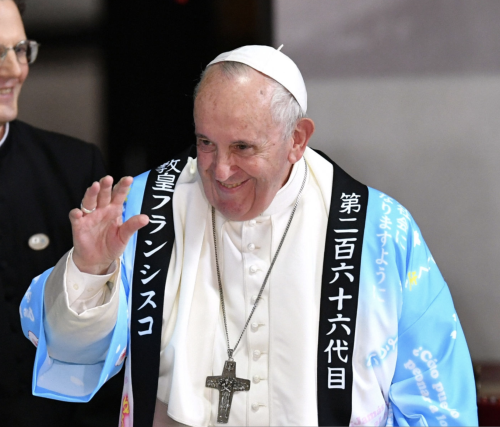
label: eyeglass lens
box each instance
[0,40,39,65]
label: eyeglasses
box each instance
[0,40,40,66]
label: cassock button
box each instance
[251,403,259,411]
[247,243,256,251]
[251,295,258,304]
[252,375,261,384]
[28,233,50,251]
[249,265,258,274]
[253,350,261,360]
[248,220,256,227]
[251,322,259,331]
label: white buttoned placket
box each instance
[211,159,306,426]
[242,215,271,424]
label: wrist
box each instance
[72,252,114,276]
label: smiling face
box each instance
[194,66,300,221]
[0,0,28,137]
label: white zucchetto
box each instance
[208,45,308,113]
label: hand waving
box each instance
[70,176,149,275]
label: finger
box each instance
[112,176,129,192]
[69,207,83,224]
[111,176,134,207]
[118,214,149,244]
[69,208,84,245]
[81,181,100,216]
[96,175,114,209]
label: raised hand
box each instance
[70,176,149,275]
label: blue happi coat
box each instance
[20,159,477,426]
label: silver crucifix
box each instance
[206,360,251,424]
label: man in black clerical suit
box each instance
[0,1,122,425]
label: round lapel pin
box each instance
[28,233,50,251]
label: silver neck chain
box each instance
[211,161,308,361]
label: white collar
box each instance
[261,156,307,216]
[0,122,10,149]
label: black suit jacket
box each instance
[0,120,122,426]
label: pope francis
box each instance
[20,45,477,427]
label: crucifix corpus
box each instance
[206,360,251,423]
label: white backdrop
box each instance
[275,0,500,362]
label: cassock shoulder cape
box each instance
[20,147,477,426]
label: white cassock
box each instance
[46,148,337,426]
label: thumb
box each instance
[119,214,150,244]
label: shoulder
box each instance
[364,186,424,268]
[9,120,107,184]
[124,154,199,217]
[365,187,418,242]
[363,187,445,310]
[10,120,99,156]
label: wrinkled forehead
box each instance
[195,66,275,115]
[193,67,283,142]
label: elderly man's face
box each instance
[194,67,297,221]
[0,0,28,130]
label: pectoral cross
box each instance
[206,360,250,424]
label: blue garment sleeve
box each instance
[19,267,129,402]
[387,219,478,426]
[19,171,149,402]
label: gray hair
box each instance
[194,61,306,141]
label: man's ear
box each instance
[288,118,315,164]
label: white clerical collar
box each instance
[0,122,10,149]
[261,156,307,216]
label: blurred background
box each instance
[17,0,500,423]
[19,0,271,176]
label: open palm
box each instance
[70,176,149,275]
